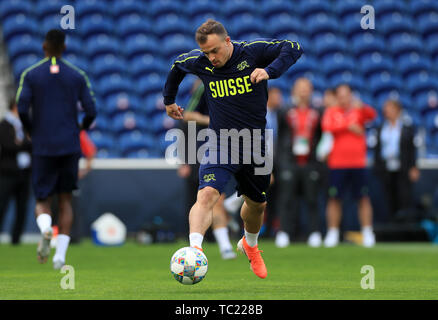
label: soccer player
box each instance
[163,19,303,278]
[321,84,376,248]
[16,29,97,269]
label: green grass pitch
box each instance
[1,240,437,300]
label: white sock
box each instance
[53,234,70,263]
[189,233,204,249]
[213,227,232,252]
[362,226,373,234]
[328,228,339,235]
[36,214,52,234]
[224,192,244,213]
[244,229,259,247]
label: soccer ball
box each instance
[170,247,208,285]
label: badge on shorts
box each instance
[50,64,59,74]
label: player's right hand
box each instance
[166,103,184,120]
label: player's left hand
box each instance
[250,68,269,84]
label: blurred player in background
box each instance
[373,99,420,223]
[275,78,323,248]
[16,29,96,269]
[178,80,236,259]
[321,84,376,247]
[164,19,303,278]
[0,99,32,244]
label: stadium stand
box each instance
[0,0,437,158]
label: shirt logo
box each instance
[203,174,216,182]
[205,67,214,74]
[50,65,59,74]
[237,60,250,71]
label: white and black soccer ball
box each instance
[170,247,208,285]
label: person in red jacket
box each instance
[321,84,377,247]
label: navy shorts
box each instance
[32,153,81,200]
[328,168,369,200]
[198,162,270,203]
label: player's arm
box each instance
[163,50,200,119]
[16,71,33,135]
[78,72,97,130]
[247,39,303,83]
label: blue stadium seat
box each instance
[89,115,112,133]
[97,74,134,99]
[380,13,414,39]
[369,72,403,98]
[118,131,155,157]
[397,53,432,79]
[406,72,438,98]
[411,0,438,20]
[2,15,38,42]
[149,0,186,19]
[163,35,198,61]
[322,54,356,79]
[342,14,366,40]
[351,33,386,60]
[268,78,291,95]
[418,12,438,40]
[112,112,149,134]
[12,54,40,80]
[130,54,169,79]
[64,36,83,56]
[92,55,127,79]
[0,0,31,21]
[144,93,166,117]
[330,71,365,93]
[137,73,166,98]
[154,14,192,39]
[36,0,70,20]
[389,33,423,59]
[333,0,367,20]
[79,14,113,40]
[116,14,153,39]
[6,35,41,62]
[222,0,258,20]
[186,0,222,20]
[123,35,160,60]
[426,35,438,59]
[314,33,348,60]
[359,53,394,80]
[284,54,318,78]
[259,0,295,19]
[105,94,142,118]
[39,15,67,36]
[229,14,263,40]
[111,0,147,20]
[75,0,108,19]
[401,110,421,128]
[415,92,438,113]
[63,54,89,72]
[306,13,339,40]
[86,35,120,60]
[267,14,303,39]
[299,0,332,20]
[373,0,408,20]
[88,130,114,150]
[150,113,177,134]
[425,111,438,133]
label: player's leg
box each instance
[235,167,270,278]
[190,165,235,250]
[212,193,236,259]
[52,153,81,269]
[32,155,57,263]
[53,192,73,268]
[304,165,322,247]
[354,169,375,247]
[11,174,30,245]
[324,169,345,247]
